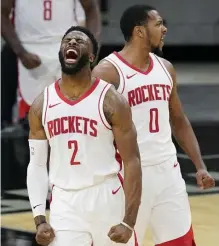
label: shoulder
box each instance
[92,59,120,89]
[103,86,130,126]
[159,57,176,79]
[28,91,44,122]
[104,85,128,105]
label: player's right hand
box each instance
[196,168,215,189]
[19,51,41,69]
[108,223,133,243]
[35,223,55,246]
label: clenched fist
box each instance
[36,223,55,246]
[196,169,215,189]
[108,223,133,244]
[19,51,41,69]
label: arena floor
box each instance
[1,194,219,246]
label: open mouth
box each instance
[65,48,79,63]
[161,35,165,41]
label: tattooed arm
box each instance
[28,92,46,140]
[103,86,142,243]
[162,58,215,189]
[27,92,49,227]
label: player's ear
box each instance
[89,54,95,63]
[134,26,144,39]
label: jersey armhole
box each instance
[104,57,126,94]
[153,54,173,88]
[98,84,112,130]
[42,87,49,127]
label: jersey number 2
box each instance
[68,140,80,165]
[43,0,52,20]
[149,108,159,133]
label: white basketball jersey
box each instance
[14,0,84,44]
[104,52,176,166]
[42,79,120,190]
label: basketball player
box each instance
[1,0,101,119]
[27,26,142,246]
[92,5,215,246]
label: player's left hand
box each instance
[196,169,215,189]
[108,223,133,243]
[35,222,55,246]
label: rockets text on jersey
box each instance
[104,52,176,166]
[42,78,120,190]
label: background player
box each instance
[92,5,215,246]
[1,0,101,120]
[27,26,142,246]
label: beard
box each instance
[58,50,90,75]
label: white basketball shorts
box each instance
[49,175,138,246]
[135,155,194,245]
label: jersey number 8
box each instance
[43,0,52,21]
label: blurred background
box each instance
[1,0,219,245]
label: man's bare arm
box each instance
[1,0,41,69]
[80,0,101,40]
[27,92,49,227]
[103,87,142,228]
[28,92,47,140]
[1,0,25,56]
[162,58,206,171]
[92,60,120,89]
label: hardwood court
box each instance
[1,194,219,246]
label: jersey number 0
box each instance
[149,108,159,133]
[43,0,52,21]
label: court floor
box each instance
[1,194,219,246]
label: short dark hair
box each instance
[62,26,99,59]
[120,5,156,41]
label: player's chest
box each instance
[16,0,74,18]
[123,73,172,108]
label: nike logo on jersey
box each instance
[126,73,137,79]
[173,162,178,168]
[33,204,42,209]
[112,186,121,195]
[49,102,61,108]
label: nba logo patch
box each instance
[31,147,34,155]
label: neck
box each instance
[60,67,92,99]
[120,41,151,70]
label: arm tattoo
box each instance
[103,88,117,126]
[34,215,47,228]
[28,92,44,122]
